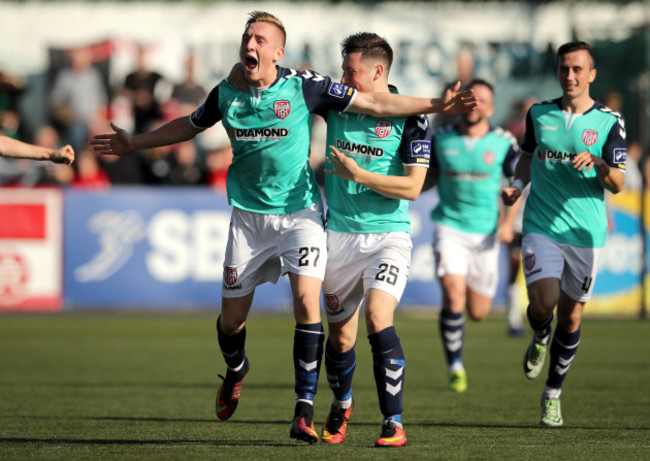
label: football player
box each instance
[428,79,520,394]
[320,32,433,448]
[92,11,476,443]
[502,41,626,426]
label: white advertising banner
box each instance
[0,188,63,311]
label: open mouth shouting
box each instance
[244,55,258,73]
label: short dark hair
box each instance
[557,41,595,68]
[466,78,494,94]
[341,32,393,72]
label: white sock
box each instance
[544,386,562,399]
[333,397,352,410]
[506,285,524,329]
[449,361,465,374]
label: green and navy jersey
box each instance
[190,66,357,214]
[430,125,519,234]
[324,88,431,234]
[521,98,627,247]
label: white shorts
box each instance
[521,232,601,302]
[323,231,412,323]
[433,222,500,298]
[222,203,327,298]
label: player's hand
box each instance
[227,62,248,92]
[441,81,477,115]
[91,123,134,156]
[573,151,602,173]
[51,144,74,165]
[325,145,359,181]
[501,187,522,207]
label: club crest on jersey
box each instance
[524,254,536,271]
[325,294,343,315]
[375,121,392,138]
[583,130,598,146]
[483,150,495,166]
[224,267,238,286]
[274,100,291,119]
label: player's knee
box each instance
[556,307,583,331]
[293,293,321,323]
[293,290,320,310]
[219,317,246,335]
[327,333,355,353]
[527,287,558,313]
[365,312,393,335]
[467,309,489,322]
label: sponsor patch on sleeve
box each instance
[411,140,431,158]
[614,147,626,164]
[328,82,347,98]
[191,104,205,122]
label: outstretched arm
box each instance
[0,135,74,164]
[350,81,477,118]
[91,117,202,156]
[325,145,428,201]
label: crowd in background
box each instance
[0,44,233,190]
[0,43,646,192]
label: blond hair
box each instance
[246,11,286,46]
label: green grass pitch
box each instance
[0,311,648,460]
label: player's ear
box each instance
[373,63,384,81]
[273,47,285,63]
[588,68,596,84]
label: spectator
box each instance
[0,68,26,140]
[49,47,108,153]
[122,45,166,134]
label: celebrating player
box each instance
[92,11,476,443]
[319,32,436,448]
[0,135,74,164]
[501,41,625,426]
[428,79,520,393]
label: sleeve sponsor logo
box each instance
[328,82,347,98]
[614,148,627,164]
[411,140,431,158]
[191,104,205,121]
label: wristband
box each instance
[512,179,525,191]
